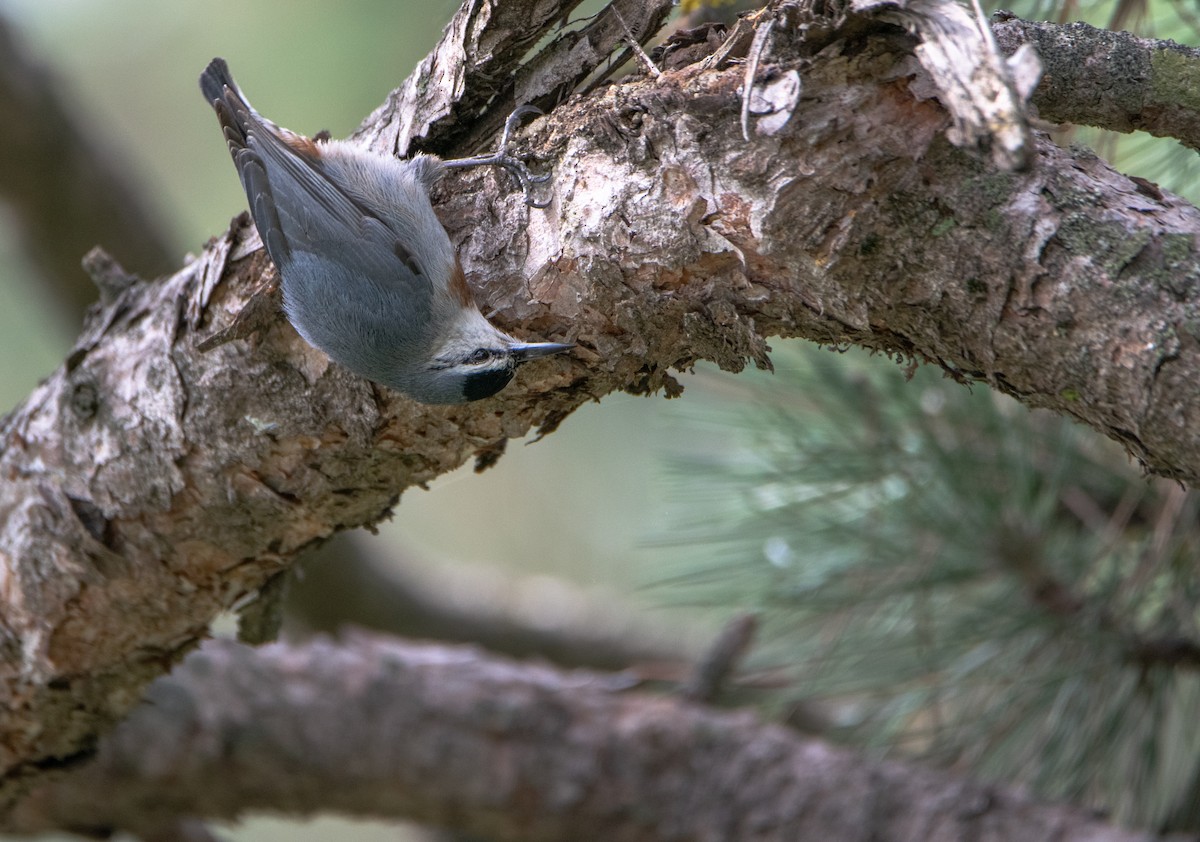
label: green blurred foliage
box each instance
[647,5,1200,827]
[653,343,1200,829]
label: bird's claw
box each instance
[500,105,543,149]
[444,105,552,207]
[489,154,553,209]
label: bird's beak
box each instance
[510,341,574,363]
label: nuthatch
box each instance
[199,58,571,404]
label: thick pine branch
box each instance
[993,15,1200,148]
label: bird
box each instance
[199,58,571,404]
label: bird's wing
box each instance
[199,59,428,289]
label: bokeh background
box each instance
[5,1,1200,840]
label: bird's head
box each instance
[412,313,572,404]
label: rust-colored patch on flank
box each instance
[280,131,323,159]
[448,256,475,307]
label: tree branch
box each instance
[7,634,1182,842]
[5,0,1200,812]
[992,14,1200,149]
[363,0,675,159]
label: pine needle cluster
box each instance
[654,343,1200,830]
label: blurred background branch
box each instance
[6,634,1175,842]
[0,16,175,321]
[288,535,693,672]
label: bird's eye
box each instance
[467,349,495,365]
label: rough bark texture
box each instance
[993,15,1200,148]
[855,0,1038,170]
[8,635,1186,842]
[3,0,1200,834]
[363,0,675,159]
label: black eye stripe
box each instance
[427,349,506,371]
